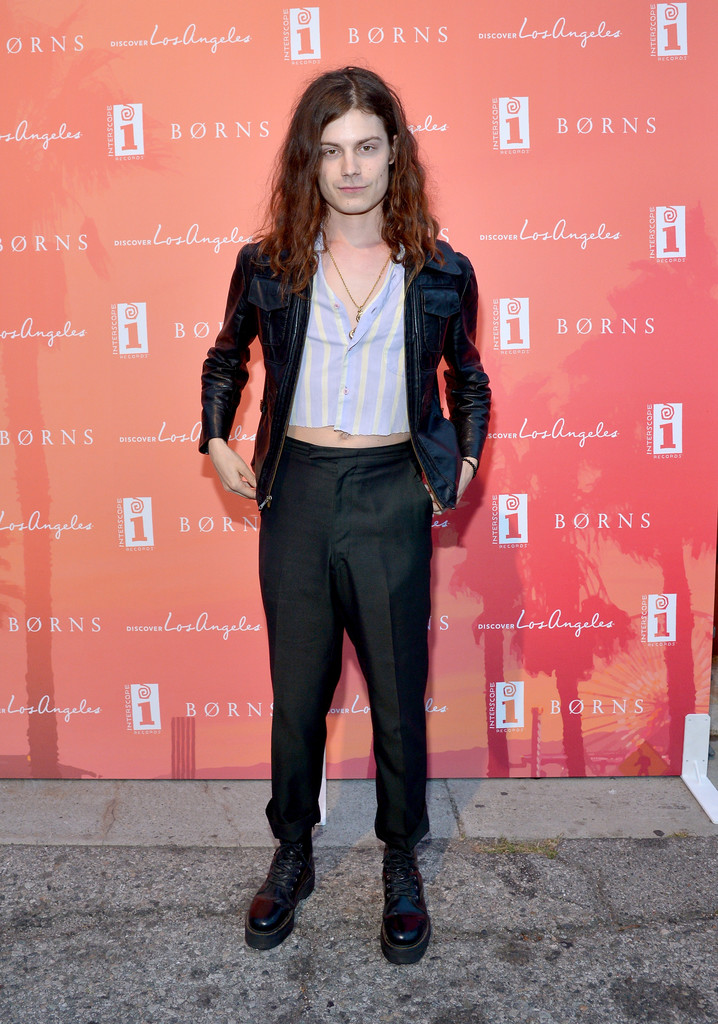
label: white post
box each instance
[681,713,718,824]
[319,746,327,825]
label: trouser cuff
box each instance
[375,807,430,853]
[266,799,320,843]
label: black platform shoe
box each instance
[380,846,431,964]
[245,837,315,950]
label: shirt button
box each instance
[343,387,348,395]
[334,303,340,310]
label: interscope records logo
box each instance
[646,403,682,457]
[651,4,687,58]
[107,104,144,158]
[492,97,530,152]
[125,683,162,732]
[117,497,154,549]
[489,681,525,730]
[641,594,677,644]
[493,298,530,352]
[650,206,686,260]
[284,8,321,61]
[111,303,148,356]
[492,494,528,546]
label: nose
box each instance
[341,150,359,177]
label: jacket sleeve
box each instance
[442,257,491,465]
[199,245,259,453]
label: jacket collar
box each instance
[422,242,462,275]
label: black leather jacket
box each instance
[200,240,491,509]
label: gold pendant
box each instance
[348,310,361,341]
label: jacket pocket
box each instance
[249,276,289,362]
[421,287,461,353]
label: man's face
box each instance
[318,108,395,221]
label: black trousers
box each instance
[258,438,433,852]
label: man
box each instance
[200,66,490,964]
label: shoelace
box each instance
[384,851,420,898]
[267,843,309,890]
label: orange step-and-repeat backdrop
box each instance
[2,0,716,779]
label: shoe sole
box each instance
[380,920,431,965]
[244,873,315,950]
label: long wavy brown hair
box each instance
[257,66,441,293]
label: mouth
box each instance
[339,185,366,193]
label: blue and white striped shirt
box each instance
[289,251,410,435]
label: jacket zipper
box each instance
[257,406,294,510]
[410,435,442,511]
[257,293,307,510]
[407,279,444,510]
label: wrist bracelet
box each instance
[462,457,479,479]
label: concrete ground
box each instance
[1,772,717,1024]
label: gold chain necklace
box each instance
[326,247,392,339]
